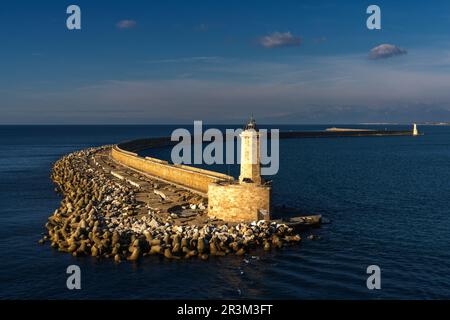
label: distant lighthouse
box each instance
[413,123,419,136]
[239,116,262,185]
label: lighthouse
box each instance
[413,123,419,136]
[239,117,262,185]
[207,117,271,222]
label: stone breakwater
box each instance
[40,146,301,262]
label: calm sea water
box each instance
[0,125,449,299]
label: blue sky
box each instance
[1,0,450,124]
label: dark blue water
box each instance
[1,125,449,299]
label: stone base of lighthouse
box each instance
[207,182,271,223]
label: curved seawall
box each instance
[112,141,234,195]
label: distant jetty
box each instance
[325,127,375,132]
[277,129,416,139]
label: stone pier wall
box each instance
[111,145,234,195]
[207,182,271,222]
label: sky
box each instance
[1,0,450,124]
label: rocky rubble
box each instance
[40,146,302,262]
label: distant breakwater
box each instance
[117,129,414,152]
[277,129,414,139]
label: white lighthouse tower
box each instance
[239,117,262,185]
[208,116,271,222]
[413,123,419,136]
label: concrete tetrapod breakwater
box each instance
[40,145,301,262]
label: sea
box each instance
[0,124,449,299]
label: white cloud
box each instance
[259,32,302,48]
[369,44,407,60]
[116,20,137,30]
